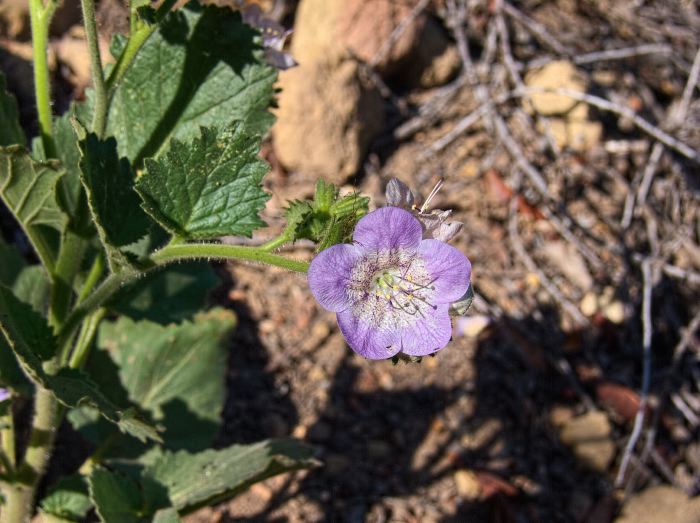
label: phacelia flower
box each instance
[308,207,471,359]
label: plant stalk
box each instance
[58,243,309,351]
[79,0,108,137]
[28,0,57,159]
[0,388,58,523]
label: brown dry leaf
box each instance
[595,381,642,422]
[475,471,519,499]
[483,169,543,220]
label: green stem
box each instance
[260,233,292,252]
[1,388,58,523]
[58,243,309,350]
[0,405,15,475]
[67,308,106,369]
[77,253,105,305]
[105,0,177,95]
[28,0,57,159]
[151,243,310,272]
[79,0,107,137]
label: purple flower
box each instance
[308,207,471,359]
[0,388,10,402]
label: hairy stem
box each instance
[151,243,310,272]
[0,388,58,523]
[58,243,309,351]
[80,0,107,136]
[67,308,106,369]
[0,404,15,474]
[28,0,57,159]
[260,233,292,252]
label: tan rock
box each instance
[291,0,346,65]
[559,410,615,472]
[615,486,700,523]
[273,59,384,181]
[525,60,586,116]
[566,119,603,152]
[454,469,481,500]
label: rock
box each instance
[559,410,615,472]
[454,469,481,500]
[566,119,603,151]
[454,315,491,338]
[525,60,586,116]
[0,0,28,39]
[338,0,427,74]
[615,486,700,523]
[580,292,598,316]
[273,57,384,182]
[603,301,625,324]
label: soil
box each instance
[2,1,700,522]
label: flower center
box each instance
[347,250,436,329]
[370,268,437,317]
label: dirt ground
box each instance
[2,0,700,522]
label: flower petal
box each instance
[399,304,453,356]
[337,309,401,360]
[419,239,471,303]
[353,207,422,251]
[308,243,361,312]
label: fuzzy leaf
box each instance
[144,439,316,511]
[76,126,150,270]
[110,262,218,325]
[102,4,276,163]
[40,475,92,522]
[89,467,167,523]
[136,124,269,239]
[0,284,56,361]
[97,309,235,450]
[0,146,68,268]
[0,286,160,442]
[0,72,25,146]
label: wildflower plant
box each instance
[0,1,471,521]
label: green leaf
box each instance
[0,285,160,442]
[40,475,92,522]
[89,467,161,523]
[0,72,25,146]
[0,146,68,269]
[144,439,316,512]
[136,123,269,239]
[0,243,32,393]
[110,263,218,325]
[76,125,150,271]
[103,5,276,163]
[0,237,25,287]
[0,284,56,361]
[97,308,235,450]
[12,265,51,317]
